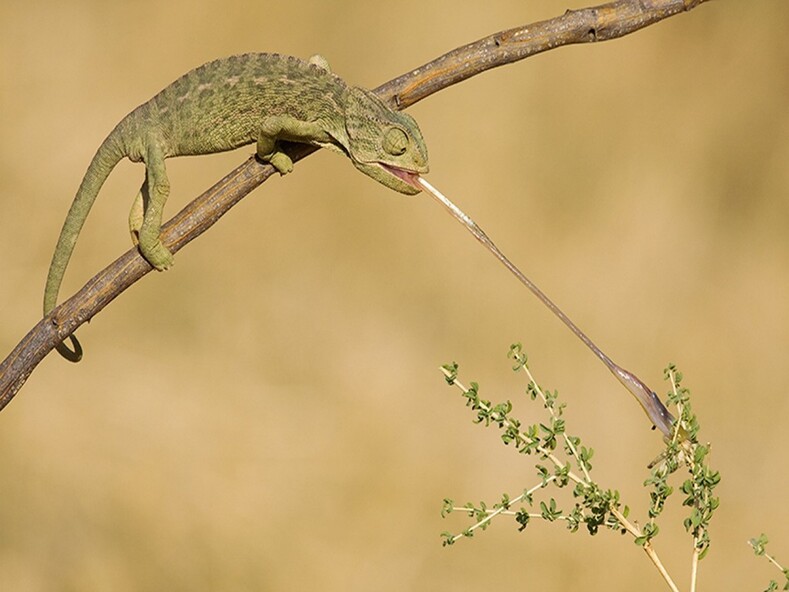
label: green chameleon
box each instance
[44,53,429,362]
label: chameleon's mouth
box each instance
[378,163,424,192]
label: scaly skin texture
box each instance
[44,53,429,361]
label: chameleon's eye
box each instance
[383,127,409,156]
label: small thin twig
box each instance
[519,355,593,483]
[447,479,557,545]
[0,0,709,411]
[440,368,588,484]
[762,552,786,572]
[690,546,700,592]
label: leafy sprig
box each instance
[749,534,789,591]
[439,344,722,592]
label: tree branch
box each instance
[0,0,709,412]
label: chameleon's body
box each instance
[44,53,429,361]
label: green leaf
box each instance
[508,343,527,371]
[441,362,458,385]
[515,508,530,531]
[539,498,562,521]
[554,464,570,487]
[750,533,769,556]
[536,465,550,484]
[698,544,711,560]
[499,493,511,510]
[689,508,703,528]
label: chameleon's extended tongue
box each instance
[416,175,677,439]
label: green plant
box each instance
[439,344,721,592]
[749,534,789,591]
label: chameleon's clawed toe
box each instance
[268,152,294,175]
[140,240,174,271]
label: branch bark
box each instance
[0,0,709,412]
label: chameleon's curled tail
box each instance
[44,130,125,362]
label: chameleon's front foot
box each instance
[259,151,293,175]
[256,121,301,175]
[139,238,174,271]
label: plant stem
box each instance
[448,478,556,544]
[520,362,593,483]
[690,545,700,592]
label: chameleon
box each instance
[43,52,429,362]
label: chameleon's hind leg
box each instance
[137,142,175,270]
[128,185,144,246]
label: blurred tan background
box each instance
[1,1,787,590]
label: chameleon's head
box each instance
[344,87,428,195]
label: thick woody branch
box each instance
[0,0,708,411]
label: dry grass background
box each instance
[1,1,787,590]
